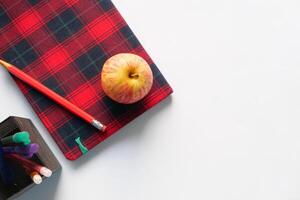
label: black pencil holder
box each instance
[0,116,61,200]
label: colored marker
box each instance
[1,132,31,145]
[3,143,39,158]
[24,166,42,185]
[29,171,42,184]
[5,154,52,177]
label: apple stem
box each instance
[129,73,139,79]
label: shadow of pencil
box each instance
[71,96,173,168]
[14,170,62,200]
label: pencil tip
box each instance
[0,59,12,69]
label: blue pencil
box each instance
[3,143,39,158]
[0,142,13,185]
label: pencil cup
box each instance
[0,116,61,200]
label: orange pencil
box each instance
[24,166,43,185]
[0,59,106,132]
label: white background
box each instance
[1,0,300,199]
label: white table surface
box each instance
[1,0,300,199]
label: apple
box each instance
[101,53,153,104]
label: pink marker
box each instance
[5,154,52,177]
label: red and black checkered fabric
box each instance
[0,0,172,160]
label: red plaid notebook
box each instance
[0,0,172,160]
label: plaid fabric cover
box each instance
[0,0,172,160]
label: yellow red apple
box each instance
[101,53,153,104]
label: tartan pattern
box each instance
[0,0,173,160]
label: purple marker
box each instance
[3,143,39,157]
[23,152,35,159]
